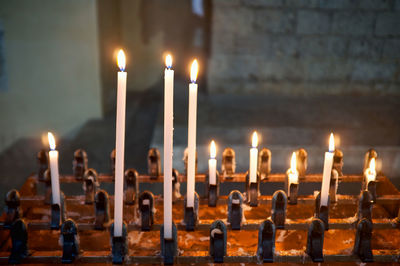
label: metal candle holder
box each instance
[184,192,199,231]
[221,148,236,177]
[110,149,116,179]
[357,190,373,221]
[206,171,220,207]
[314,192,330,230]
[296,148,307,179]
[271,190,287,229]
[306,218,325,262]
[83,168,99,204]
[333,149,344,176]
[4,189,21,228]
[139,191,155,231]
[61,219,79,263]
[257,219,276,263]
[285,170,299,205]
[8,219,29,264]
[72,149,88,180]
[147,148,161,179]
[37,149,48,181]
[124,168,139,205]
[172,169,181,202]
[363,149,377,173]
[51,191,66,230]
[246,172,260,207]
[228,190,244,230]
[160,223,178,265]
[353,218,373,262]
[43,169,52,204]
[209,220,227,263]
[258,148,271,180]
[329,169,339,203]
[94,190,110,230]
[110,222,128,264]
[183,148,198,176]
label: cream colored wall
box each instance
[0,0,102,151]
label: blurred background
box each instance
[0,0,399,208]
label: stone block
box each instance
[298,36,347,58]
[297,10,331,35]
[285,0,319,8]
[332,11,375,36]
[254,9,295,34]
[241,0,284,7]
[382,39,400,59]
[375,12,400,36]
[212,6,254,35]
[358,0,392,10]
[319,0,359,9]
[348,39,383,59]
[351,60,398,81]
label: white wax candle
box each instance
[163,54,174,239]
[365,158,376,184]
[249,131,258,183]
[209,140,217,185]
[187,60,199,208]
[320,133,335,207]
[287,152,299,196]
[114,50,127,237]
[48,132,60,205]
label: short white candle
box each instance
[187,59,199,208]
[249,131,258,183]
[163,54,174,239]
[209,140,217,185]
[47,132,60,205]
[287,152,299,196]
[365,158,377,184]
[320,133,335,207]
[114,50,127,237]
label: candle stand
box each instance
[1,148,400,264]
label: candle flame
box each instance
[252,131,258,148]
[290,152,297,173]
[210,140,216,159]
[117,49,126,71]
[48,132,56,150]
[165,54,172,68]
[190,59,198,83]
[369,158,376,173]
[329,133,335,152]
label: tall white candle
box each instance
[287,152,299,196]
[365,158,376,184]
[114,50,127,237]
[163,54,174,239]
[249,131,258,183]
[187,59,199,208]
[209,140,217,185]
[320,133,335,207]
[47,132,60,205]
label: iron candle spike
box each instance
[94,190,110,230]
[124,168,139,205]
[160,223,178,265]
[296,148,307,179]
[139,191,155,231]
[206,170,220,207]
[209,220,227,263]
[110,222,128,264]
[184,192,199,231]
[43,169,52,205]
[363,149,378,174]
[271,190,287,229]
[329,169,339,203]
[221,147,236,177]
[8,219,29,264]
[37,149,48,181]
[110,149,116,179]
[183,148,198,176]
[257,219,276,263]
[147,148,161,179]
[83,168,99,204]
[4,189,21,228]
[315,192,330,230]
[333,149,343,176]
[306,218,325,262]
[258,148,271,180]
[61,219,79,263]
[72,149,88,180]
[246,171,260,207]
[358,190,373,221]
[172,168,181,202]
[353,218,373,262]
[51,191,66,230]
[228,190,244,230]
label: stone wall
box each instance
[208,0,400,95]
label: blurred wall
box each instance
[208,0,400,95]
[0,0,102,151]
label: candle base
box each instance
[306,218,325,262]
[172,169,182,202]
[258,148,272,180]
[367,180,377,203]
[94,190,110,230]
[139,191,155,231]
[257,219,276,263]
[333,149,344,176]
[73,149,88,180]
[110,222,128,264]
[184,192,199,231]
[61,219,79,263]
[8,219,29,264]
[147,148,161,179]
[83,168,99,204]
[221,147,236,177]
[246,172,260,207]
[206,171,220,207]
[271,190,287,229]
[296,148,308,179]
[4,189,21,229]
[124,169,139,205]
[288,183,299,205]
[315,192,330,231]
[358,190,373,221]
[51,192,66,230]
[228,190,244,230]
[209,220,227,263]
[160,223,178,265]
[353,218,373,262]
[329,170,339,204]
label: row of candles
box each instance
[44,50,378,241]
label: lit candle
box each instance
[249,131,258,183]
[187,59,199,208]
[320,133,335,207]
[287,152,299,196]
[365,158,376,184]
[163,54,174,239]
[209,140,217,185]
[114,49,127,237]
[47,132,60,205]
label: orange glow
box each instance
[117,49,126,71]
[210,140,216,159]
[252,131,258,148]
[48,132,56,150]
[369,158,376,173]
[290,152,297,173]
[165,54,172,68]
[190,59,198,83]
[329,133,335,152]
